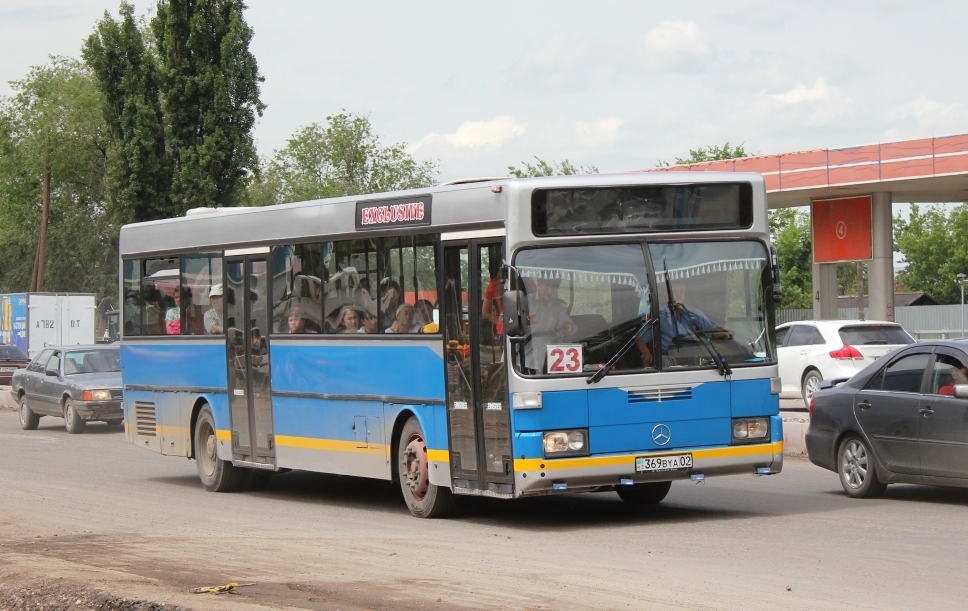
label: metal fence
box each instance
[776,304,968,340]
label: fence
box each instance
[776,304,968,340]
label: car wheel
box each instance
[617,481,672,505]
[20,397,40,431]
[64,399,86,434]
[837,435,887,499]
[802,369,823,405]
[193,404,244,492]
[398,416,454,518]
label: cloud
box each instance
[410,115,527,152]
[772,78,838,104]
[574,117,623,148]
[505,38,607,93]
[885,95,966,130]
[641,20,711,72]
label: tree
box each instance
[894,204,968,304]
[769,208,813,309]
[507,157,597,178]
[248,112,439,206]
[83,2,172,225]
[659,142,750,166]
[152,0,265,212]
[0,58,116,299]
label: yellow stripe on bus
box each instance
[215,429,232,441]
[275,435,386,456]
[513,441,783,471]
[427,449,449,463]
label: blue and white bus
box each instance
[119,172,783,517]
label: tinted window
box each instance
[806,327,826,345]
[881,353,930,393]
[122,259,142,336]
[786,325,815,347]
[532,183,753,236]
[839,325,914,345]
[775,327,790,346]
[181,254,222,336]
[64,350,121,374]
[272,243,324,334]
[0,346,27,359]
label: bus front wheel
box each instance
[194,404,243,492]
[617,481,672,505]
[397,416,453,518]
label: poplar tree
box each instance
[83,2,172,224]
[152,0,265,212]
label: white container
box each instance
[0,293,96,357]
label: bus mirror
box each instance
[502,290,528,337]
[770,245,783,303]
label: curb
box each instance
[782,412,809,456]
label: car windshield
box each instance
[508,240,776,377]
[838,325,914,345]
[63,349,121,375]
[0,346,27,359]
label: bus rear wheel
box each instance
[398,416,453,518]
[617,481,672,505]
[194,404,243,492]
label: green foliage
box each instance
[507,157,598,178]
[894,204,968,304]
[769,208,812,309]
[83,2,172,225]
[0,58,116,299]
[660,142,750,166]
[152,0,265,211]
[247,112,439,206]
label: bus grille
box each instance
[627,387,693,403]
[134,401,157,436]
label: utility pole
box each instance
[856,261,865,320]
[30,146,51,292]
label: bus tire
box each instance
[194,404,243,492]
[398,416,454,518]
[617,481,672,505]
[20,398,39,431]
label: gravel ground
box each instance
[0,578,190,610]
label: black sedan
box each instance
[0,344,31,385]
[806,340,968,497]
[10,345,122,434]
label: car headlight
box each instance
[731,418,769,443]
[542,429,589,457]
[83,390,112,401]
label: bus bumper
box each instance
[512,441,783,497]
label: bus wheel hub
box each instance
[402,436,429,500]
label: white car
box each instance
[776,320,915,404]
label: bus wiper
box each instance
[587,315,656,385]
[663,258,732,378]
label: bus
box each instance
[118,172,783,518]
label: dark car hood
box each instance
[66,372,122,389]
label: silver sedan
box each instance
[10,345,122,434]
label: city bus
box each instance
[118,172,783,518]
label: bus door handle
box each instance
[857,400,872,410]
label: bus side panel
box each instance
[730,378,779,418]
[121,341,228,388]
[272,397,388,479]
[269,342,446,481]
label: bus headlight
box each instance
[732,418,769,443]
[543,429,589,457]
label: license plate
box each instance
[0,367,14,372]
[635,453,693,473]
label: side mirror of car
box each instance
[502,290,528,337]
[953,384,968,399]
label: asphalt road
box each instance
[0,398,966,610]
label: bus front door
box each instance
[442,240,513,495]
[224,256,275,468]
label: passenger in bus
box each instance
[181,287,206,335]
[482,264,504,338]
[123,290,142,335]
[335,305,362,333]
[165,289,182,334]
[525,276,576,371]
[379,278,402,327]
[359,311,379,334]
[385,303,421,334]
[204,284,224,334]
[286,306,318,334]
[143,286,166,335]
[414,299,435,328]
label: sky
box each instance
[1,0,967,187]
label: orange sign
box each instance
[812,196,873,263]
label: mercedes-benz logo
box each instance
[651,424,672,446]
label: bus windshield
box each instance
[510,240,775,376]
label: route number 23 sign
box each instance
[547,344,583,374]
